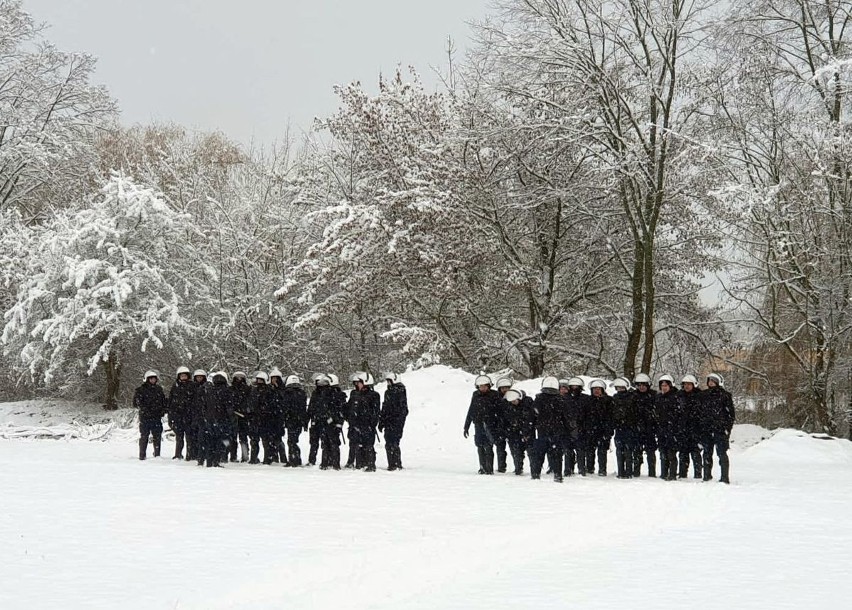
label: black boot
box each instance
[719,451,730,484]
[249,439,260,464]
[703,448,713,481]
[476,446,487,474]
[597,447,607,476]
[693,449,703,478]
[152,437,161,458]
[174,435,184,460]
[576,450,587,476]
[564,449,575,477]
[496,441,507,473]
[139,436,148,460]
[484,447,495,474]
[678,452,688,479]
[647,453,656,478]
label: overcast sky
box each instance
[24,0,491,144]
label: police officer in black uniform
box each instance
[168,366,194,460]
[135,370,166,460]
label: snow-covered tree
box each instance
[707,0,852,433]
[1,174,209,408]
[0,0,116,218]
[278,71,488,373]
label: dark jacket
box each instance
[654,389,681,448]
[677,388,702,444]
[633,389,658,441]
[230,379,251,415]
[347,387,381,433]
[611,389,638,434]
[532,391,567,440]
[309,385,344,430]
[380,383,409,433]
[504,394,536,442]
[267,382,287,431]
[168,380,195,422]
[134,382,166,420]
[587,393,614,442]
[701,386,736,435]
[189,380,209,428]
[282,385,308,430]
[246,384,274,433]
[563,391,588,445]
[202,377,234,426]
[464,389,501,435]
[331,387,347,428]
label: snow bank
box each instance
[0,400,135,441]
[743,428,852,466]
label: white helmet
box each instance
[211,371,228,383]
[144,370,159,381]
[474,375,492,387]
[176,366,191,376]
[541,376,559,391]
[504,389,522,403]
[254,371,269,384]
[385,372,398,383]
[192,369,207,379]
[365,373,375,386]
[496,377,513,389]
[285,374,301,387]
[613,377,630,389]
[232,371,247,380]
[269,368,283,380]
[589,379,607,390]
[350,371,368,384]
[558,379,570,388]
[314,373,330,386]
[567,377,584,388]
[328,373,340,387]
[658,374,674,386]
[634,373,652,385]
[707,373,724,387]
[681,374,698,386]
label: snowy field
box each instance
[2,365,851,609]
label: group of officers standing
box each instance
[133,368,409,471]
[464,373,736,484]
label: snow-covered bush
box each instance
[2,174,209,408]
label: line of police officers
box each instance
[464,373,736,483]
[133,368,409,471]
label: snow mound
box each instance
[729,423,772,450]
[0,400,135,441]
[743,428,852,465]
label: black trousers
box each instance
[139,418,163,459]
[530,437,562,481]
[507,437,527,474]
[320,425,341,469]
[308,424,320,464]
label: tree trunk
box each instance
[528,347,545,378]
[640,236,656,374]
[623,238,645,378]
[102,353,122,411]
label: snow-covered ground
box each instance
[1,365,851,609]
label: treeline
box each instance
[0,0,850,435]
